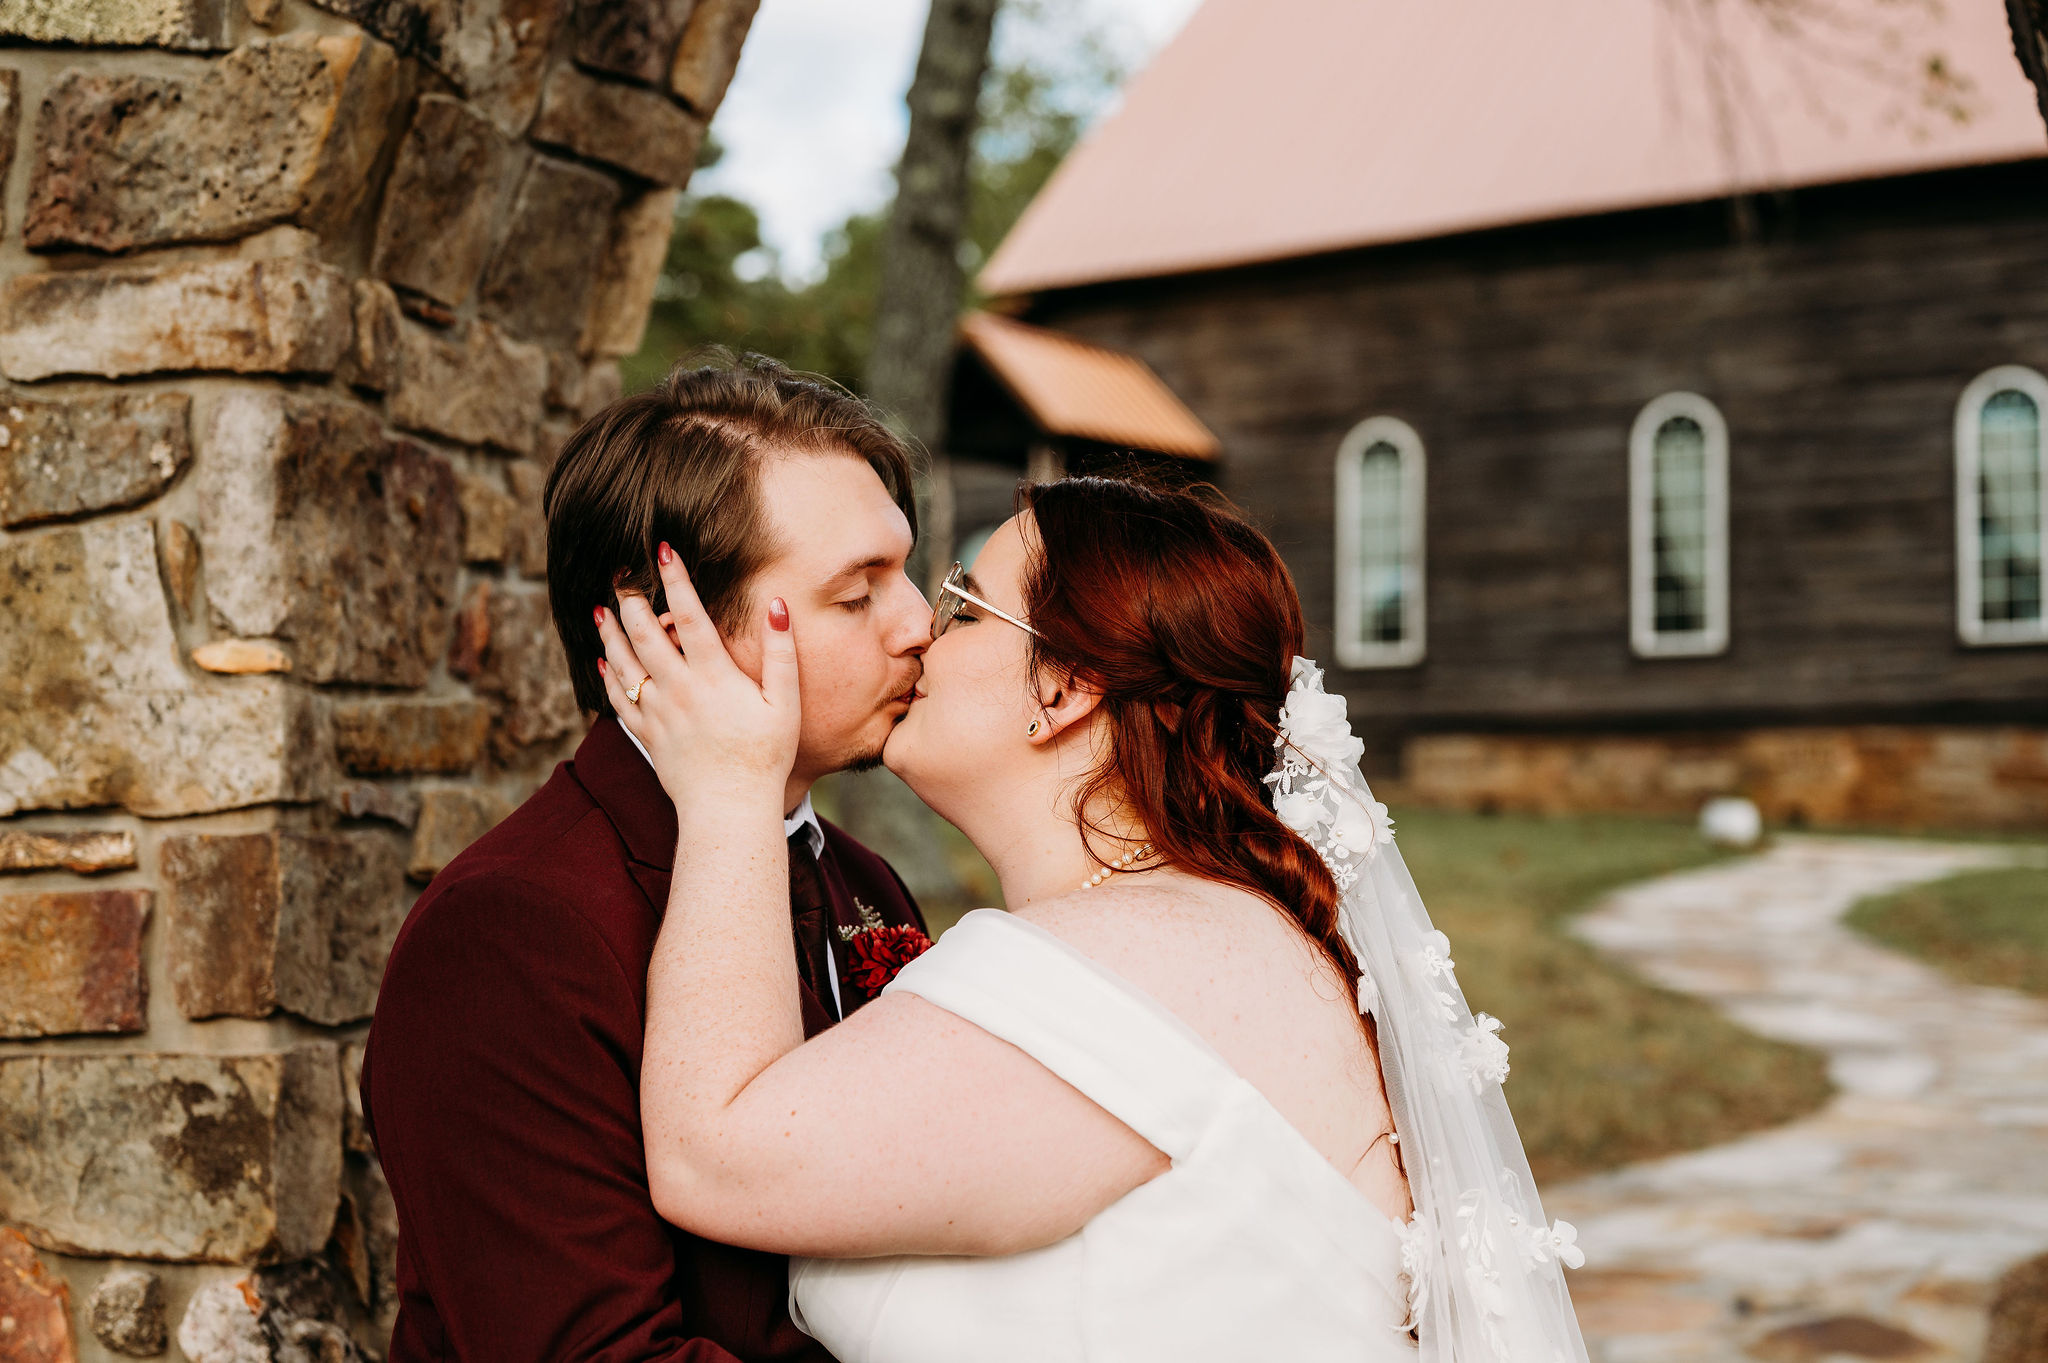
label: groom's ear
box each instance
[659,608,757,679]
[1032,670,1103,743]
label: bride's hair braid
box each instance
[1017,477,1360,1007]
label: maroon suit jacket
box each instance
[361,718,926,1362]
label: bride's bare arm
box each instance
[651,988,1164,1258]
[597,552,1164,1259]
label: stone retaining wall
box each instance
[0,2,757,1357]
[1403,726,2048,831]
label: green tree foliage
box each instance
[624,135,886,391]
[625,0,1126,394]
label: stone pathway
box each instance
[1546,836,2048,1363]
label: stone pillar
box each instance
[0,1,758,1356]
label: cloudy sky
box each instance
[696,0,1203,279]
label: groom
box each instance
[361,357,934,1362]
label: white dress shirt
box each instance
[616,720,840,1015]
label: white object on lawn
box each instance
[1699,797,1764,848]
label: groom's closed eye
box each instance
[821,552,901,613]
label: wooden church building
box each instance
[954,0,2048,831]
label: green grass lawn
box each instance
[1392,810,1833,1182]
[1846,865,2048,999]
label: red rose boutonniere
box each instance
[838,899,932,996]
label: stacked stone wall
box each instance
[0,1,758,1356]
[1403,725,2048,832]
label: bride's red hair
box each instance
[1018,477,1359,1007]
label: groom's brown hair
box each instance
[544,353,919,719]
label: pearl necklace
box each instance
[1081,842,1155,891]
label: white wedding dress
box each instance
[788,908,1417,1363]
[794,661,1588,1363]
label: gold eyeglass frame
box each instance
[933,561,1040,639]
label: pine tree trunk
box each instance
[2011,0,2048,134]
[833,0,1002,911]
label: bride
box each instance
[595,476,1587,1362]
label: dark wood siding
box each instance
[1021,166,2048,760]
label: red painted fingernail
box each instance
[769,598,790,632]
[598,659,607,675]
[593,605,604,625]
[658,542,674,565]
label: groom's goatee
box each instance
[844,750,888,775]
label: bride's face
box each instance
[883,515,1041,817]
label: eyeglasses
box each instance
[932,561,1039,640]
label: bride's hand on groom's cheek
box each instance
[592,542,803,816]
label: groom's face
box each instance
[722,447,929,787]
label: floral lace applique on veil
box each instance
[1267,658,1588,1363]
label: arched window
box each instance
[1630,393,1729,658]
[1956,366,2048,646]
[1334,417,1425,668]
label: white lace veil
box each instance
[1265,658,1589,1363]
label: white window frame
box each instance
[1334,416,1426,669]
[1955,365,2048,647]
[1629,392,1730,659]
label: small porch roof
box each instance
[956,311,1221,461]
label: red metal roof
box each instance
[959,311,1222,459]
[981,0,2048,297]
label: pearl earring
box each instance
[1027,720,1041,737]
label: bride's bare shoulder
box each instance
[1008,876,1324,989]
